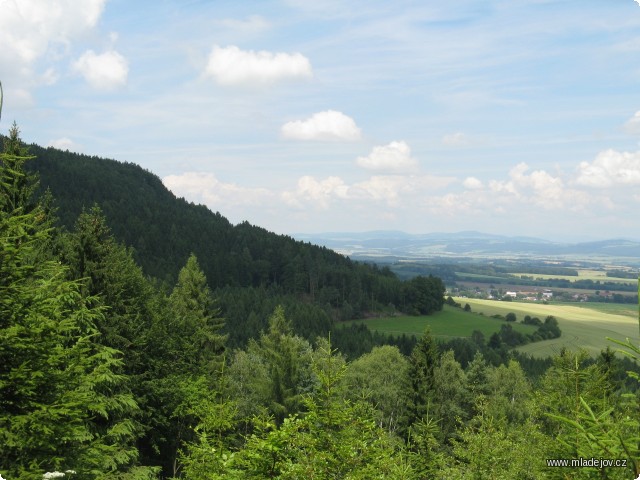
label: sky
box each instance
[2,0,640,242]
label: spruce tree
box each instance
[167,253,226,376]
[0,125,155,478]
[409,328,439,421]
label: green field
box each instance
[342,305,537,340]
[454,298,639,358]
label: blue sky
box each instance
[2,0,640,241]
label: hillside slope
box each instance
[25,143,417,321]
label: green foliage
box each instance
[544,336,640,478]
[0,126,154,478]
[178,376,238,480]
[443,405,549,480]
[238,306,315,424]
[432,350,471,440]
[167,254,226,375]
[1,123,37,214]
[536,349,638,478]
[486,360,532,424]
[402,275,445,315]
[230,339,415,479]
[409,328,439,421]
[344,345,413,435]
[61,206,158,371]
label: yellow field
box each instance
[511,270,637,285]
[453,297,639,358]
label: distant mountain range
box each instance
[293,231,640,263]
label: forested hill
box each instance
[27,142,354,285]
[24,142,444,332]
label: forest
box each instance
[1,124,640,479]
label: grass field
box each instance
[454,298,639,358]
[342,305,538,340]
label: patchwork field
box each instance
[343,299,639,358]
[453,298,639,357]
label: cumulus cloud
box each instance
[163,172,272,207]
[351,175,453,206]
[48,137,82,152]
[576,149,640,188]
[204,45,312,86]
[282,174,455,209]
[356,141,418,172]
[281,110,362,141]
[463,177,483,189]
[488,162,591,210]
[282,176,348,209]
[73,50,129,90]
[0,0,106,79]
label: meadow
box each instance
[342,305,538,340]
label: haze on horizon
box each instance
[2,0,640,242]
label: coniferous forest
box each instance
[2,124,640,479]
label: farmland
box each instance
[453,297,638,357]
[342,299,638,358]
[511,269,637,285]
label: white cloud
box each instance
[282,176,348,209]
[163,172,272,208]
[282,174,455,209]
[0,0,106,78]
[73,50,129,90]
[463,177,483,189]
[488,162,591,210]
[203,45,313,86]
[48,137,82,152]
[281,110,362,141]
[356,141,418,172]
[576,149,640,188]
[351,175,452,206]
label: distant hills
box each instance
[293,231,640,263]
